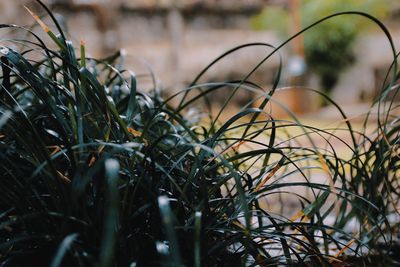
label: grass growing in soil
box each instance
[0,1,400,266]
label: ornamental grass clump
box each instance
[0,1,399,266]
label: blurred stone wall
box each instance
[1,0,400,111]
[6,0,279,99]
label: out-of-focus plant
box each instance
[1,1,400,266]
[251,0,391,92]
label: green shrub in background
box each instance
[251,0,391,92]
[0,1,399,266]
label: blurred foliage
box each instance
[251,0,392,92]
[1,2,400,266]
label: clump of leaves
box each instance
[0,1,399,267]
[251,0,391,92]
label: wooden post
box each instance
[167,0,184,102]
[289,0,306,114]
[290,0,304,57]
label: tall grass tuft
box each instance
[0,1,399,266]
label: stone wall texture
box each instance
[1,0,400,112]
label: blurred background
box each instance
[1,0,400,117]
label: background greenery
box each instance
[251,0,392,92]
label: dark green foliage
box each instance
[0,2,399,266]
[304,25,356,91]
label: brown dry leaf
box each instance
[333,239,355,260]
[24,6,50,33]
[57,171,71,183]
[290,210,310,224]
[127,127,142,137]
[88,156,96,167]
[290,210,305,222]
[254,162,282,192]
[221,140,246,156]
[47,145,63,156]
[127,127,148,145]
